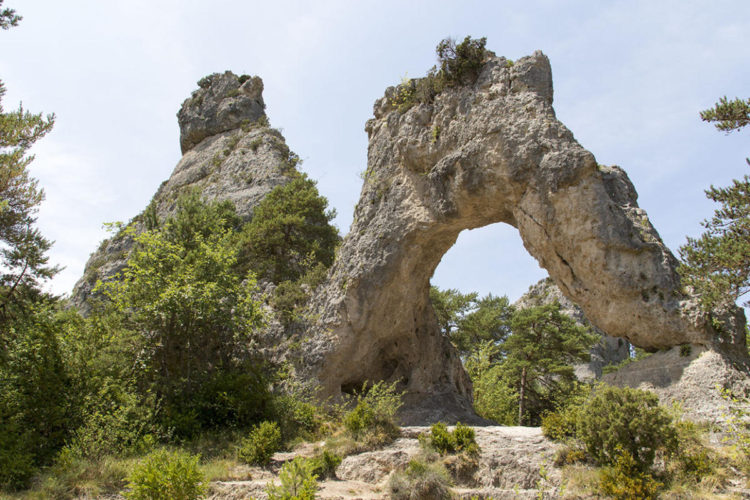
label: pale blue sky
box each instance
[1,0,748,301]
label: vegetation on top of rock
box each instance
[389,35,490,112]
[428,422,480,457]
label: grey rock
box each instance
[71,72,295,311]
[178,71,266,154]
[302,50,748,421]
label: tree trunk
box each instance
[518,366,527,425]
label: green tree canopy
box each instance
[700,96,750,133]
[98,193,268,434]
[238,172,340,283]
[501,303,598,425]
[429,286,513,356]
[0,3,57,322]
[679,95,750,309]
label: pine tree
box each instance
[0,1,57,321]
[501,303,597,425]
[679,95,750,309]
[238,172,340,283]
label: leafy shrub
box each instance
[237,421,282,466]
[125,449,206,500]
[429,422,455,454]
[598,447,663,500]
[576,385,677,471]
[719,387,750,465]
[307,449,342,479]
[341,380,404,447]
[452,423,479,455]
[436,36,488,86]
[265,456,318,500]
[670,420,714,482]
[0,425,36,490]
[389,36,490,113]
[429,422,479,456]
[541,405,579,442]
[388,459,453,500]
[343,400,375,437]
[553,445,587,467]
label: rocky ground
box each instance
[206,426,561,500]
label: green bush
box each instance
[577,385,677,471]
[429,422,455,454]
[125,449,206,500]
[670,420,714,481]
[388,459,453,500]
[341,381,404,447]
[237,421,282,466]
[598,447,663,500]
[388,36,490,113]
[436,36,488,86]
[265,456,318,500]
[541,405,579,442]
[429,422,480,456]
[307,449,342,479]
[0,425,36,490]
[343,400,375,437]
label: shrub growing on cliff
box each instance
[436,36,488,86]
[238,172,340,284]
[389,36,490,112]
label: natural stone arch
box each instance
[304,51,746,422]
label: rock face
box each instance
[71,72,297,310]
[302,50,747,421]
[515,277,631,379]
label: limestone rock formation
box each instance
[515,277,630,379]
[71,71,296,310]
[302,50,747,422]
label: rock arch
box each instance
[305,51,745,422]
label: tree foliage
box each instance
[700,96,750,133]
[679,95,750,309]
[502,303,598,425]
[0,5,57,322]
[0,1,20,30]
[238,172,340,283]
[429,286,513,356]
[98,193,269,434]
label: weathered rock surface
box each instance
[603,345,750,422]
[71,72,297,311]
[303,50,748,421]
[206,426,562,500]
[515,277,631,379]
